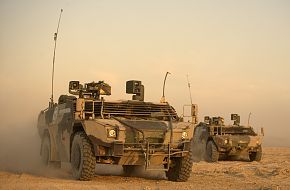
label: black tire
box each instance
[166,147,193,182]
[249,146,262,162]
[206,141,219,162]
[41,135,50,166]
[218,154,228,161]
[122,165,140,177]
[71,132,96,181]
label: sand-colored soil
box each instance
[0,147,289,190]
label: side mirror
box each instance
[261,127,265,136]
[182,104,198,124]
[191,104,198,116]
[191,104,198,124]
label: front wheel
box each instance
[249,146,262,162]
[206,141,219,162]
[166,148,193,182]
[71,132,96,180]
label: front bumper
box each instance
[213,136,261,153]
[114,141,191,168]
[112,140,191,157]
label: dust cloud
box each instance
[0,105,164,179]
[191,142,206,162]
[0,120,41,173]
[0,87,72,179]
[0,118,71,179]
[94,165,165,180]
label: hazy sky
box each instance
[0,0,289,145]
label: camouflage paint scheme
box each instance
[192,116,263,161]
[37,81,196,171]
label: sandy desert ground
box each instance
[0,147,289,190]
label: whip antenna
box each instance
[50,9,63,107]
[187,74,193,105]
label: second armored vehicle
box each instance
[192,114,263,162]
[37,80,197,181]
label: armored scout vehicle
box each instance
[192,114,263,162]
[37,80,197,181]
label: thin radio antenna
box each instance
[187,74,193,105]
[50,9,63,106]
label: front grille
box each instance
[84,100,177,119]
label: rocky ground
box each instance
[0,147,289,190]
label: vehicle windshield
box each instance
[80,100,179,121]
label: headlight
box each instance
[107,129,117,138]
[181,131,188,139]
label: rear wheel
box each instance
[206,141,219,162]
[122,165,141,177]
[71,132,96,180]
[166,148,193,182]
[249,146,262,162]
